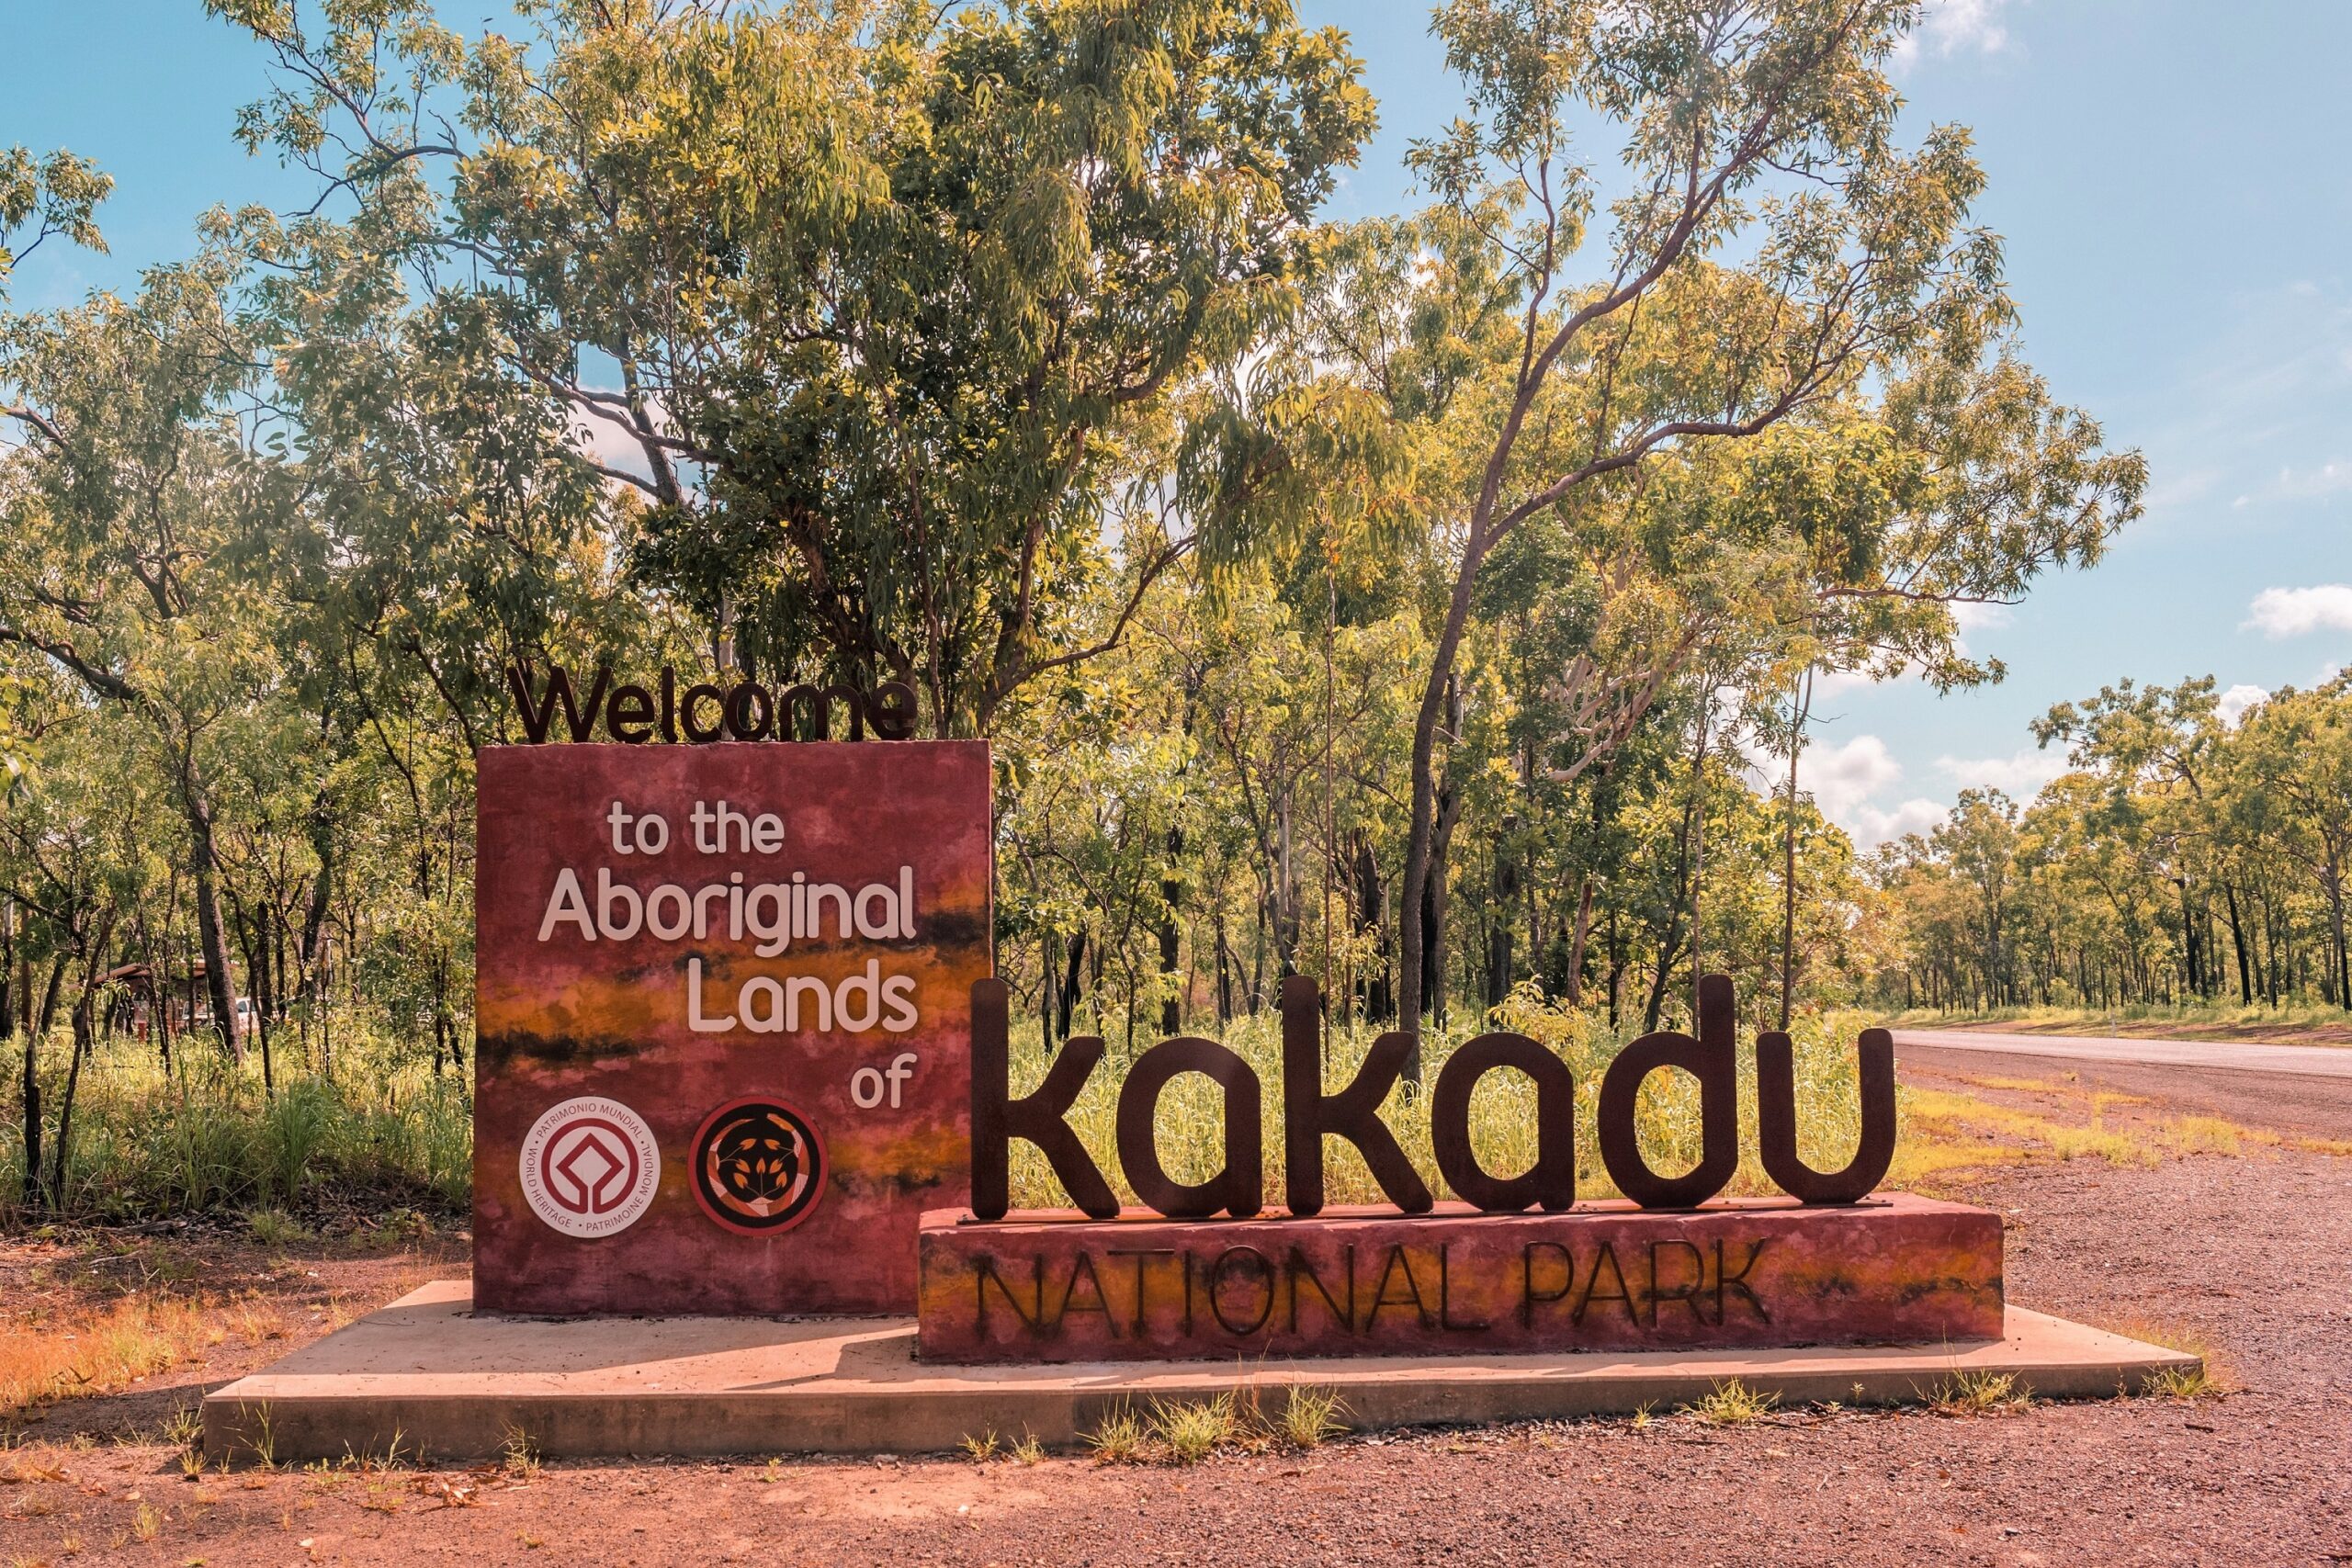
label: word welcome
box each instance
[969,973,1895,1220]
[506,661,920,744]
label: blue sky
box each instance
[6,2,2347,845]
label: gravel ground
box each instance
[2,1067,2347,1566]
[1900,1041,2352,1144]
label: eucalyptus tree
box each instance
[0,144,109,304]
[1374,0,2144,1034]
[2233,677,2352,1010]
[220,182,653,1068]
[212,0,1376,736]
[2033,677,2240,998]
[0,695,160,1208]
[0,246,272,1058]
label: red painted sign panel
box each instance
[916,1195,2003,1364]
[473,740,990,1315]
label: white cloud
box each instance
[1896,0,2016,61]
[1809,666,1880,700]
[1777,734,1951,849]
[1805,734,1905,821]
[2268,460,2352,500]
[1948,600,2014,633]
[2215,682,2267,727]
[1847,798,1951,848]
[1935,748,2067,799]
[2244,583,2352,639]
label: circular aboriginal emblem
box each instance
[518,1097,662,1238]
[689,1098,828,1235]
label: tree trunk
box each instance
[1275,791,1297,977]
[233,907,275,1093]
[1400,649,1468,1061]
[1486,839,1517,1010]
[2331,860,2351,1014]
[1605,901,1624,1028]
[1056,929,1087,1039]
[1213,913,1234,1025]
[1354,832,1391,1023]
[1249,897,1265,1014]
[1408,774,1464,1080]
[1780,668,1813,1031]
[33,953,65,1043]
[1688,694,1713,990]
[1158,826,1183,1034]
[302,807,335,1007]
[18,1008,38,1211]
[1040,931,1058,1049]
[48,912,115,1212]
[1645,768,1701,1033]
[1564,877,1596,1006]
[1643,905,1688,1034]
[182,775,243,1064]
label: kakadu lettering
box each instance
[969,973,1898,1220]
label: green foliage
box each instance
[0,143,110,298]
[0,1024,469,1224]
[1881,672,2352,1013]
[0,2,2159,1224]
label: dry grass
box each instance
[0,1030,472,1226]
[2290,1134,2352,1157]
[1962,1074,2075,1094]
[1927,1370,2031,1416]
[2139,1362,2217,1400]
[0,1292,294,1419]
[1147,1394,1239,1464]
[500,1426,542,1483]
[1883,1075,2352,1186]
[1275,1384,1348,1450]
[1079,1392,1301,1466]
[1682,1380,1778,1425]
[1082,1404,1149,1464]
[2096,1317,2233,1396]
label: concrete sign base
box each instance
[203,1280,2194,1463]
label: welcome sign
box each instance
[473,738,990,1314]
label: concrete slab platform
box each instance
[202,1281,2197,1463]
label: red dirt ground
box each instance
[2,1066,2348,1566]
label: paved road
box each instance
[1895,1029,2352,1141]
[1889,1027,2352,1077]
